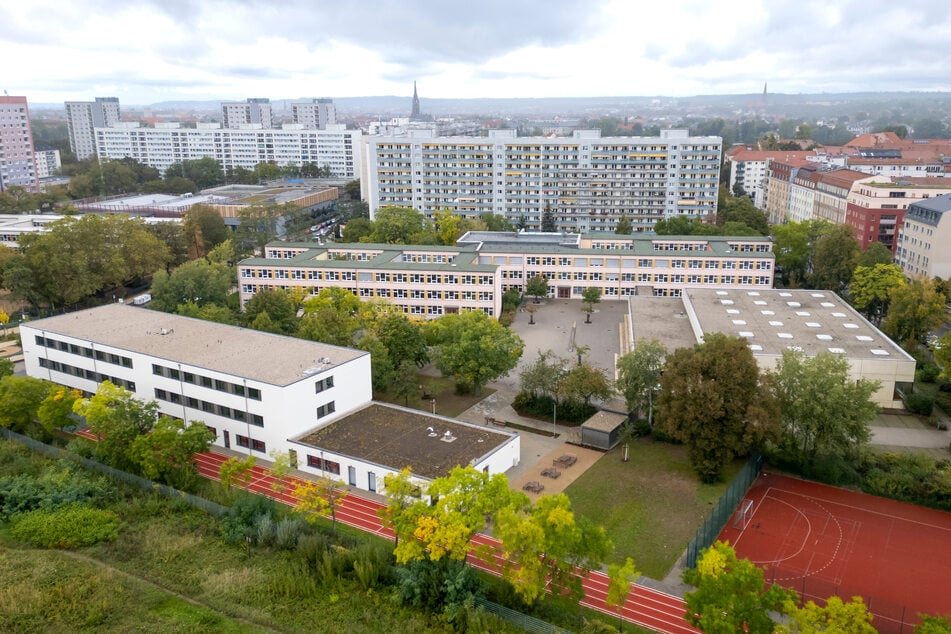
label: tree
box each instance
[150,252,235,313]
[519,350,569,399]
[917,615,951,633]
[541,203,557,232]
[341,217,375,242]
[581,287,601,323]
[371,206,425,244]
[0,358,12,380]
[718,194,769,235]
[777,595,876,634]
[243,288,298,334]
[683,541,796,634]
[559,362,613,406]
[882,276,946,351]
[857,241,894,267]
[427,310,524,395]
[615,213,633,235]
[344,179,361,200]
[495,493,612,604]
[146,222,190,268]
[128,416,214,488]
[233,203,284,257]
[166,157,224,189]
[849,263,905,324]
[526,275,548,304]
[395,466,518,564]
[772,220,826,287]
[606,557,640,632]
[616,339,667,425]
[656,334,780,482]
[0,376,52,432]
[810,224,859,292]
[378,467,424,548]
[374,313,429,368]
[390,359,421,406]
[174,301,237,325]
[37,386,82,433]
[479,213,514,232]
[293,477,348,533]
[774,350,879,472]
[181,205,228,259]
[251,161,281,183]
[359,333,396,391]
[72,381,159,472]
[219,455,256,497]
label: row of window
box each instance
[38,357,136,391]
[236,434,266,453]
[152,363,262,400]
[316,402,336,419]
[153,388,264,427]
[34,335,133,369]
[306,455,342,475]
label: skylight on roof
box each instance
[821,302,836,308]
[871,349,890,356]
[832,312,846,318]
[749,344,763,351]
[828,347,846,354]
[720,299,734,305]
[716,291,729,296]
[747,291,761,296]
[811,293,826,298]
[753,300,767,306]
[780,292,792,297]
[856,335,873,342]
[817,334,833,341]
[796,311,811,316]
[769,320,784,326]
[739,331,754,338]
[806,322,821,328]
[761,310,775,316]
[726,308,740,314]
[787,301,801,307]
[777,333,794,339]
[732,320,747,325]
[843,323,859,329]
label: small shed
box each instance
[580,411,628,451]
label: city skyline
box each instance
[3,0,951,105]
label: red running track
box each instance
[720,470,951,633]
[193,450,697,634]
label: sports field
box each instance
[719,471,951,633]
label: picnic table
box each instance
[541,467,562,479]
[553,454,578,468]
[522,481,545,493]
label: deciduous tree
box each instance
[606,557,640,632]
[849,263,905,324]
[559,362,613,406]
[72,381,159,472]
[616,339,667,424]
[883,276,947,351]
[427,310,523,395]
[378,467,424,548]
[150,255,235,312]
[857,241,894,267]
[182,204,228,259]
[294,477,348,532]
[777,595,876,634]
[219,455,256,497]
[128,417,214,488]
[371,206,425,244]
[774,350,879,472]
[656,334,780,482]
[810,224,859,292]
[0,376,52,433]
[526,275,549,304]
[683,541,795,634]
[581,287,601,323]
[37,386,82,433]
[243,288,298,334]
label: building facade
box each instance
[237,232,775,315]
[727,149,814,210]
[95,122,361,178]
[21,304,519,493]
[34,147,62,179]
[896,194,951,279]
[845,176,951,254]
[362,129,722,233]
[221,98,273,129]
[65,97,120,160]
[292,99,336,129]
[0,96,39,192]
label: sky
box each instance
[3,0,951,105]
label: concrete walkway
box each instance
[870,410,951,449]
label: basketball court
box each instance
[718,471,951,632]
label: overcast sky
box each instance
[3,0,951,105]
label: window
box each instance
[317,401,336,419]
[315,376,334,393]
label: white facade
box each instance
[362,129,722,233]
[95,122,361,179]
[20,303,519,494]
[34,149,62,178]
[292,99,336,129]
[65,97,120,160]
[0,96,38,191]
[896,194,951,279]
[221,98,273,129]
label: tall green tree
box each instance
[426,310,524,395]
[540,203,557,232]
[377,467,423,548]
[777,596,876,634]
[616,339,667,424]
[606,557,640,632]
[559,362,613,406]
[182,205,229,259]
[72,381,159,472]
[772,220,826,287]
[656,334,780,482]
[615,213,633,235]
[684,541,796,634]
[774,350,879,472]
[243,288,298,334]
[882,276,946,351]
[371,206,425,244]
[374,313,429,368]
[0,376,52,433]
[526,275,549,304]
[341,217,375,242]
[150,256,235,312]
[857,241,894,267]
[810,224,859,292]
[849,263,905,324]
[519,350,569,399]
[128,416,215,488]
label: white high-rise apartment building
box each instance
[292,99,336,129]
[65,97,120,160]
[0,96,39,192]
[362,129,721,232]
[95,122,361,178]
[221,98,273,129]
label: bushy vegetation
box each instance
[512,390,596,424]
[0,462,114,521]
[10,504,122,548]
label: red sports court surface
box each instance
[719,470,951,632]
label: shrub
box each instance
[0,463,114,521]
[255,513,276,547]
[274,517,306,551]
[220,493,277,545]
[934,391,951,415]
[501,287,521,312]
[905,392,935,416]
[917,363,940,383]
[10,504,122,548]
[295,532,331,569]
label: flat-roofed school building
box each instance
[628,288,915,409]
[20,304,519,493]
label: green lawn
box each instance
[374,372,492,418]
[564,437,742,580]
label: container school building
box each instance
[20,304,519,494]
[237,232,776,316]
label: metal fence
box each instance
[473,597,574,634]
[684,453,763,569]
[0,427,227,517]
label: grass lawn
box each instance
[564,436,742,580]
[374,372,493,418]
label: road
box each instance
[192,450,697,634]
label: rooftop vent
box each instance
[440,431,457,443]
[426,426,437,437]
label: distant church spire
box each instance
[411,81,420,118]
